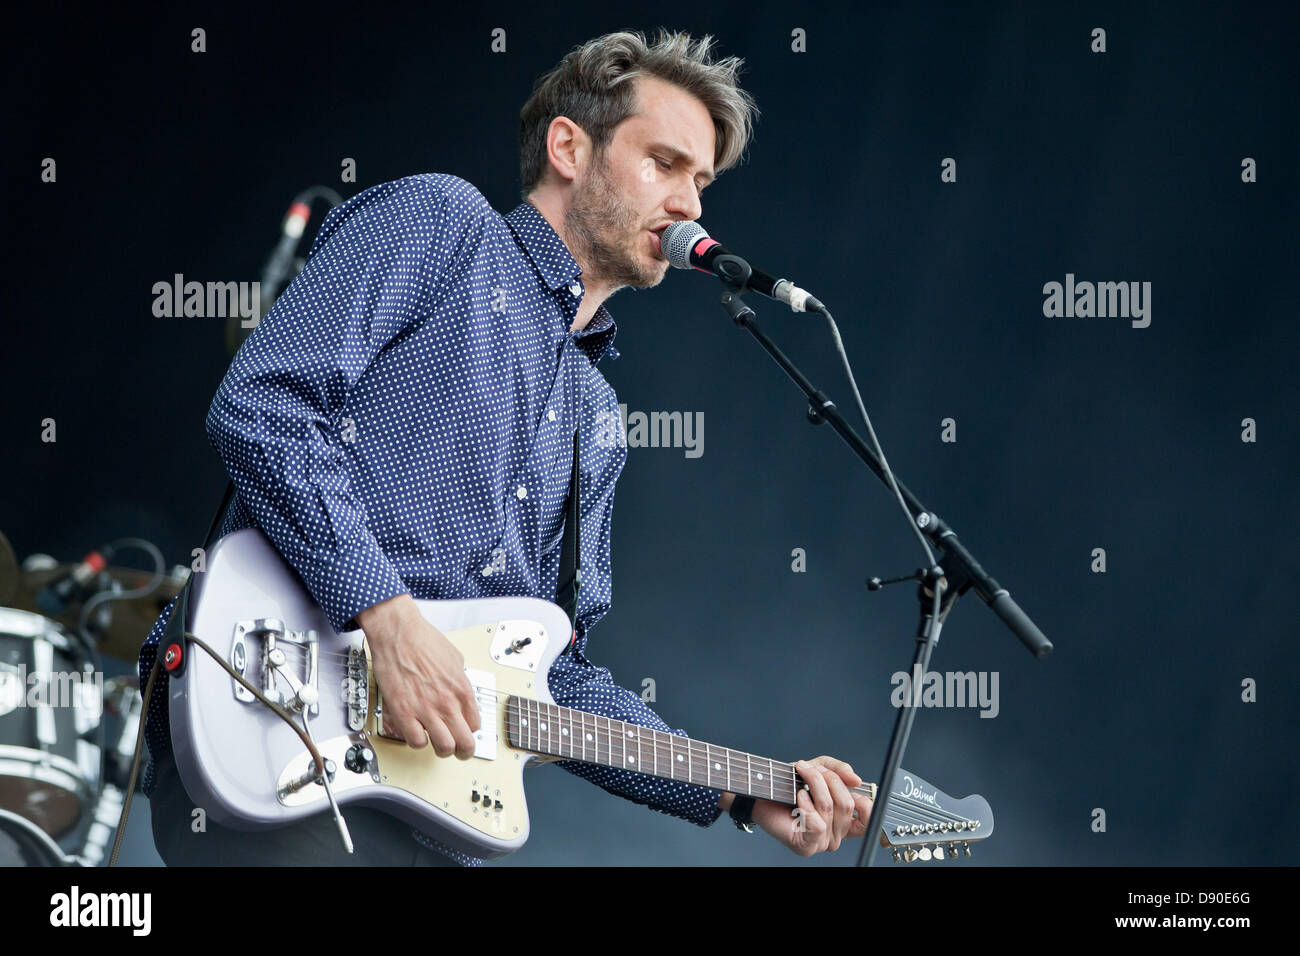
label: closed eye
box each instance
[655,156,706,196]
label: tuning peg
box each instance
[962,842,971,858]
[891,849,902,863]
[932,844,945,861]
[918,846,932,861]
[948,843,959,860]
[903,848,918,863]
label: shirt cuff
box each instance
[292,534,410,632]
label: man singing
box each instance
[138,28,872,866]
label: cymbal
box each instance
[0,531,16,604]
[7,562,186,663]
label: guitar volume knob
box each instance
[345,744,374,774]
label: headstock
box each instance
[875,768,994,863]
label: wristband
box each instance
[729,794,757,833]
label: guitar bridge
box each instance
[229,618,320,717]
[345,645,369,731]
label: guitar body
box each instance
[169,527,571,860]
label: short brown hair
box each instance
[519,29,759,200]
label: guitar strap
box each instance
[158,479,235,663]
[554,423,582,656]
[204,480,238,550]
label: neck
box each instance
[526,190,615,333]
[505,696,876,806]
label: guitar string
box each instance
[313,657,876,796]
[510,697,975,831]
[261,659,976,830]
[292,658,970,823]
[322,659,970,828]
[304,650,950,785]
[510,697,982,832]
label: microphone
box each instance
[35,547,112,615]
[660,221,824,313]
[261,194,314,300]
[229,193,315,354]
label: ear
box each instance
[544,116,591,186]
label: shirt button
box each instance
[568,282,582,296]
[547,409,556,422]
[481,565,494,576]
[516,484,528,499]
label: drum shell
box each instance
[0,607,102,837]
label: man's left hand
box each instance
[750,756,873,857]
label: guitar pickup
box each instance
[373,667,497,761]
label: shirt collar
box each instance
[504,201,619,365]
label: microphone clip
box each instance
[711,253,753,294]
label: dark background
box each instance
[4,1,1297,866]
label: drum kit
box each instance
[0,185,340,868]
[0,529,188,866]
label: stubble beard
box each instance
[564,151,663,292]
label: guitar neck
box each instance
[506,696,876,806]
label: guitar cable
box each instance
[109,632,329,867]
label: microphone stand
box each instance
[707,255,1053,867]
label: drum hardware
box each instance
[77,677,142,866]
[0,807,85,866]
[15,546,184,663]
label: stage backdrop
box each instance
[5,1,1296,866]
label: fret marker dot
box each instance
[521,719,528,727]
[757,773,764,780]
[627,756,635,764]
[676,755,683,762]
[561,728,568,736]
[714,763,721,771]
[585,733,593,741]
[540,723,547,732]
[626,730,634,738]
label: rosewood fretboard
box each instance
[505,696,876,806]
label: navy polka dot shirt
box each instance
[138,173,726,865]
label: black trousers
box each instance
[148,749,460,866]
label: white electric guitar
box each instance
[165,527,993,861]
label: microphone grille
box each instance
[660,221,709,269]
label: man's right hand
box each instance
[355,594,481,759]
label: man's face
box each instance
[563,75,716,292]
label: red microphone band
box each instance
[691,237,720,273]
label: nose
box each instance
[664,182,702,224]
